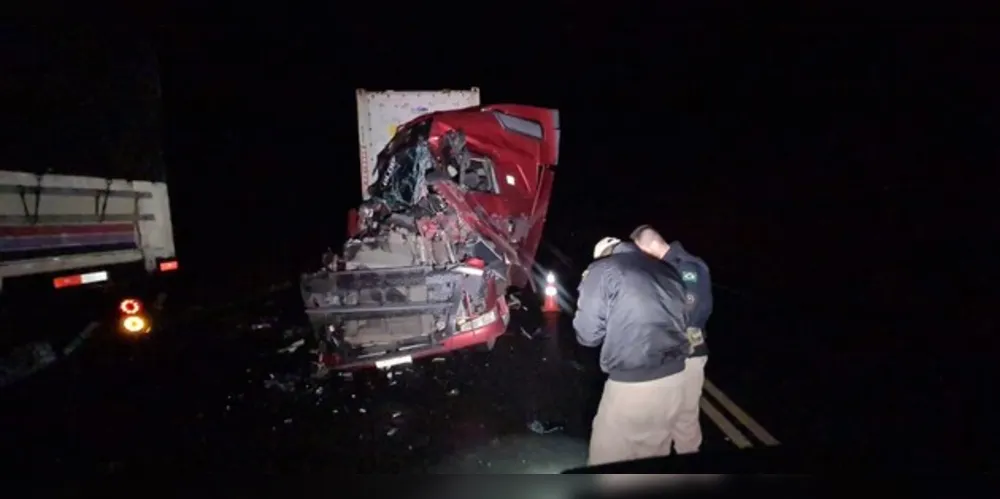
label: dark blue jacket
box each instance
[663,241,713,357]
[573,242,690,382]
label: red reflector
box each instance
[52,270,108,289]
[159,260,179,272]
[53,275,82,289]
[120,298,142,315]
[466,257,486,269]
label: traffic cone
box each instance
[542,312,561,358]
[542,311,560,333]
[542,272,560,314]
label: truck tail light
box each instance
[119,298,142,315]
[117,298,151,335]
[121,315,149,334]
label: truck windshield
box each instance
[368,120,433,211]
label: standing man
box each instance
[630,225,713,455]
[573,236,691,466]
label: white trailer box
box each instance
[355,88,481,200]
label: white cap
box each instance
[593,237,621,259]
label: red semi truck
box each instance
[300,89,560,371]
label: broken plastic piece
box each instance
[527,420,564,434]
[0,342,58,388]
[277,339,305,354]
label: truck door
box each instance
[455,106,561,286]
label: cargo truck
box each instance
[300,89,560,371]
[0,38,177,384]
[0,171,177,292]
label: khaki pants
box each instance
[673,355,708,454]
[588,371,686,466]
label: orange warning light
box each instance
[120,315,150,335]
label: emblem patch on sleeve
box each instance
[682,271,698,283]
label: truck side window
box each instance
[461,156,498,194]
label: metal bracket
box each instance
[95,178,113,222]
[17,174,43,225]
[130,184,154,273]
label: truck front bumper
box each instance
[318,296,510,371]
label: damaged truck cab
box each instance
[301,89,560,371]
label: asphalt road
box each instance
[0,275,785,482]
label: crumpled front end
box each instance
[300,118,511,369]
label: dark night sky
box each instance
[3,21,996,318]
